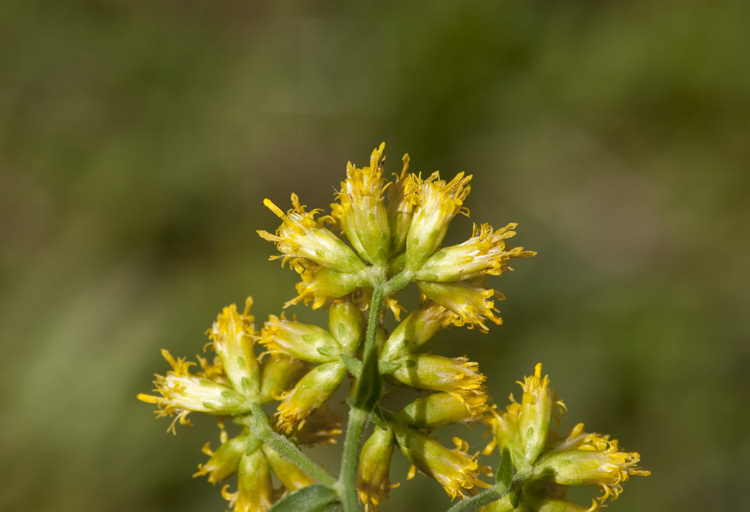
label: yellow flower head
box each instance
[137,349,247,434]
[284,262,365,310]
[194,435,252,484]
[274,361,348,434]
[396,390,489,428]
[292,405,343,446]
[259,314,342,363]
[386,154,419,256]
[258,193,366,274]
[390,354,486,394]
[258,354,307,404]
[206,297,259,399]
[416,223,536,282]
[358,426,396,512]
[222,449,274,512]
[381,300,454,361]
[394,425,490,500]
[405,171,472,269]
[534,438,650,509]
[518,363,565,463]
[418,280,503,333]
[331,142,391,264]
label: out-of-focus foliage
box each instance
[1,0,747,511]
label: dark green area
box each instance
[1,0,748,510]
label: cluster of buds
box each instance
[139,144,647,512]
[482,364,650,512]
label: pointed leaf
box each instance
[495,447,513,488]
[267,484,340,512]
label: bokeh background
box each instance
[2,0,748,510]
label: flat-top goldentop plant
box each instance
[139,144,649,512]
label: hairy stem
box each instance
[337,284,386,512]
[249,403,336,487]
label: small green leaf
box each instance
[495,447,513,487]
[267,484,340,512]
[508,488,522,509]
[340,354,362,378]
[378,360,402,375]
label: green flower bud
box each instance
[390,354,485,393]
[262,444,316,492]
[329,298,365,355]
[381,301,453,361]
[194,435,253,484]
[260,315,342,363]
[396,391,488,428]
[357,426,396,511]
[259,354,307,404]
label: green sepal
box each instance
[370,407,388,430]
[340,354,362,378]
[378,360,402,376]
[508,488,522,509]
[495,447,513,488]
[267,484,340,512]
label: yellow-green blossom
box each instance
[328,298,365,354]
[393,424,489,500]
[258,193,366,274]
[285,263,366,309]
[518,363,565,462]
[395,391,489,428]
[259,314,342,363]
[418,280,504,333]
[274,361,348,434]
[390,354,486,394]
[415,223,535,282]
[258,354,307,404]
[358,426,396,512]
[381,301,454,361]
[137,349,248,433]
[206,297,259,399]
[194,435,252,484]
[222,448,274,512]
[331,142,391,264]
[262,444,316,492]
[405,171,472,270]
[386,153,418,256]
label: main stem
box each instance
[336,285,386,512]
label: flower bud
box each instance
[260,315,342,363]
[258,354,307,404]
[390,354,485,393]
[329,298,365,355]
[223,448,274,512]
[524,496,588,512]
[405,171,472,270]
[207,298,258,399]
[386,154,418,256]
[381,301,453,361]
[415,223,535,282]
[393,424,489,500]
[262,444,316,492]
[286,264,367,310]
[519,363,562,463]
[275,361,348,434]
[357,426,396,511]
[395,391,488,428]
[258,194,366,273]
[331,143,391,264]
[533,442,650,506]
[194,435,253,484]
[417,280,503,333]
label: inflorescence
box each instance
[139,143,648,512]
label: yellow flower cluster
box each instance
[139,144,647,512]
[258,142,535,328]
[482,365,650,512]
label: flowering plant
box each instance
[139,143,648,512]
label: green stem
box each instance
[337,285,387,512]
[249,404,336,487]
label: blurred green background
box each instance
[1,0,748,510]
